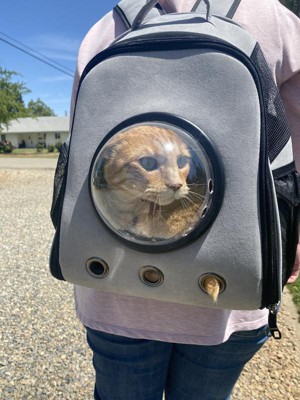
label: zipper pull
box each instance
[268,303,282,339]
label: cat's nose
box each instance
[167,183,182,191]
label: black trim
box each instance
[49,163,69,280]
[273,161,296,179]
[50,142,68,228]
[50,229,65,280]
[155,3,166,15]
[114,5,132,30]
[260,164,280,308]
[88,112,225,253]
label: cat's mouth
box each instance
[143,187,188,206]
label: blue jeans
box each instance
[86,325,269,400]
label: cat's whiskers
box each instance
[157,195,162,216]
[122,193,145,204]
[142,191,157,204]
[150,195,160,234]
[183,195,202,209]
[104,191,123,204]
[188,183,206,187]
[144,189,164,206]
[180,198,192,211]
[180,199,187,210]
[154,194,162,214]
[188,190,206,200]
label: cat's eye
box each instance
[177,155,189,169]
[139,156,158,171]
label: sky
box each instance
[0,0,117,116]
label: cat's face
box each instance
[102,125,191,206]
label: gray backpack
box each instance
[50,0,300,338]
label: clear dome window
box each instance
[90,115,224,250]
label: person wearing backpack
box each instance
[63,1,300,398]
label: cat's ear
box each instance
[101,135,120,160]
[101,143,114,160]
[93,139,118,189]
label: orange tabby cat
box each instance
[93,124,220,302]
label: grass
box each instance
[0,148,59,158]
[288,278,300,321]
[13,148,39,155]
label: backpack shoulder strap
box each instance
[114,0,165,30]
[194,0,242,19]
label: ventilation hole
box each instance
[198,273,226,294]
[201,206,208,218]
[86,258,109,278]
[139,266,164,287]
[208,179,214,194]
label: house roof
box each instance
[4,116,69,134]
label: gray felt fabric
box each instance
[117,13,257,57]
[59,47,264,310]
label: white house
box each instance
[1,116,69,148]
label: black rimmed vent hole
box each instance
[201,206,208,218]
[198,273,226,295]
[208,179,214,194]
[86,258,109,278]
[139,266,164,287]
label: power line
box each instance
[0,31,75,74]
[0,36,74,77]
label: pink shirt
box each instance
[72,0,300,345]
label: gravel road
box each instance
[0,168,299,399]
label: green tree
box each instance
[0,67,29,131]
[27,98,55,117]
[0,67,56,131]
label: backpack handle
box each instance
[191,0,211,14]
[132,0,211,31]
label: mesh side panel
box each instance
[50,142,68,228]
[251,44,291,162]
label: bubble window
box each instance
[90,113,224,252]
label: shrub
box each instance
[36,142,45,153]
[0,140,13,153]
[54,142,62,152]
[47,144,55,153]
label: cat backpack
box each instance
[50,0,300,338]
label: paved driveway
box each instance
[0,157,57,169]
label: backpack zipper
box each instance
[77,32,281,312]
[268,302,282,339]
